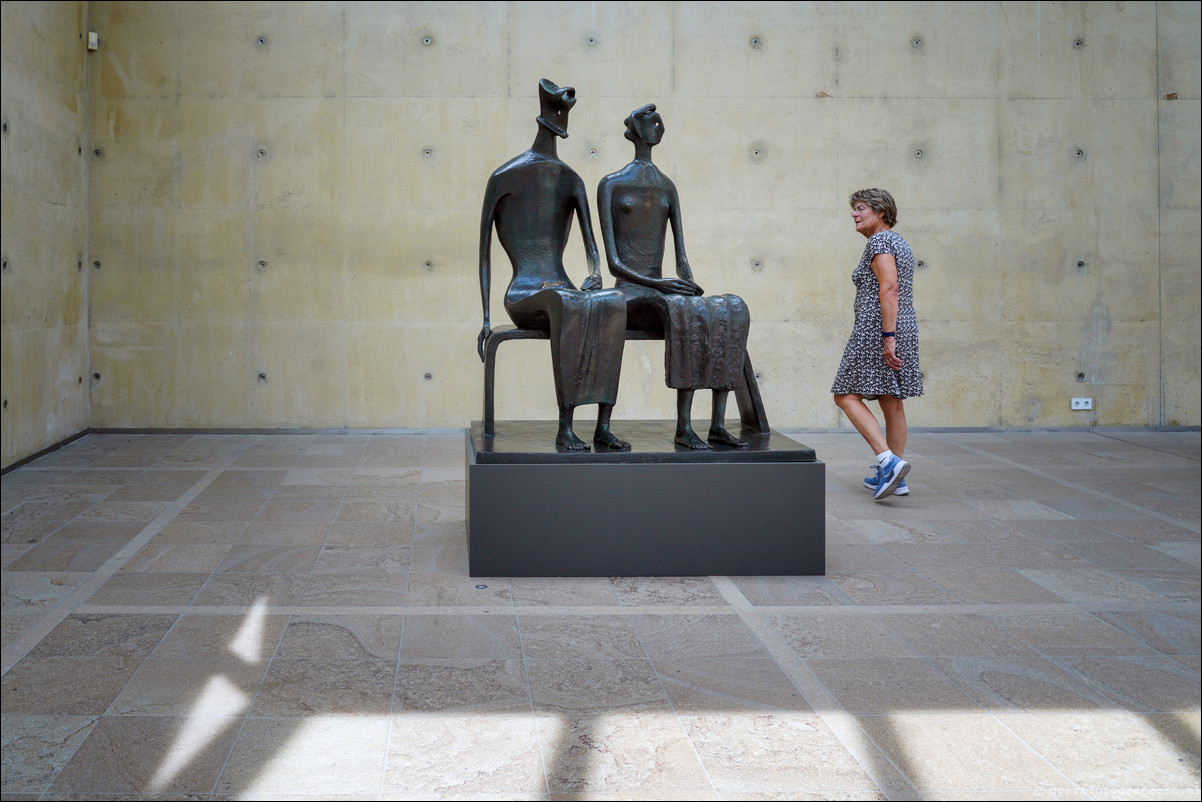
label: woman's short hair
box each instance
[849,189,897,227]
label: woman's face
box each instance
[851,201,887,236]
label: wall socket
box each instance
[1071,397,1093,410]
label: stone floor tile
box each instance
[510,576,622,606]
[250,658,396,716]
[120,542,233,574]
[857,712,1076,792]
[151,520,249,545]
[235,521,331,545]
[652,657,812,713]
[214,545,321,574]
[216,716,388,798]
[4,541,125,573]
[326,521,415,545]
[30,613,177,659]
[393,659,531,715]
[253,500,341,524]
[190,572,310,607]
[276,614,403,660]
[831,571,962,605]
[998,711,1202,789]
[768,613,913,660]
[4,569,96,608]
[527,658,670,715]
[518,615,645,660]
[918,568,1068,604]
[876,613,1038,657]
[1017,567,1169,603]
[926,655,1114,712]
[806,657,983,714]
[539,715,711,796]
[1115,569,1202,600]
[1090,610,1201,656]
[1053,654,1202,712]
[400,614,522,660]
[611,576,727,606]
[984,612,1160,656]
[334,499,416,524]
[630,613,766,659]
[1,656,143,715]
[682,714,881,794]
[0,611,41,650]
[48,714,241,795]
[384,715,545,796]
[311,543,411,574]
[109,657,268,716]
[298,572,408,606]
[0,714,100,795]
[405,572,511,606]
[150,613,290,660]
[83,572,207,607]
[728,575,856,606]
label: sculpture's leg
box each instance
[674,389,710,450]
[708,390,750,448]
[556,404,590,451]
[594,403,631,450]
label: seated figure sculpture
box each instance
[478,79,630,451]
[598,104,751,449]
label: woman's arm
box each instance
[871,251,902,370]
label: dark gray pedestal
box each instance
[466,420,825,577]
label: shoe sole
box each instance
[864,479,908,496]
[874,461,911,500]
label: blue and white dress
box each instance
[830,230,924,399]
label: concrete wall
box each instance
[1,0,91,468]
[2,2,1199,466]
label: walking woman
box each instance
[831,189,923,500]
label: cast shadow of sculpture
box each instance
[598,103,752,449]
[477,79,630,451]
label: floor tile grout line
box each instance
[1,437,262,676]
[947,434,1202,534]
[708,575,921,801]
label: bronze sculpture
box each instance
[598,104,752,449]
[478,79,630,451]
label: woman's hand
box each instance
[882,337,902,371]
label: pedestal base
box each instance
[466,421,825,577]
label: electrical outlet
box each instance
[1071,397,1093,410]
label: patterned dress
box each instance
[830,230,924,399]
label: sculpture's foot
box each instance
[593,426,631,451]
[708,425,750,448]
[675,426,712,450]
[556,427,591,451]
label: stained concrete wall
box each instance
[2,2,1199,467]
[1,0,91,468]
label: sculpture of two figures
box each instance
[478,79,754,451]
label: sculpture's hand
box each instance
[477,323,490,362]
[580,272,603,291]
[654,277,703,296]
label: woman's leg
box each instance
[834,393,888,455]
[877,396,908,457]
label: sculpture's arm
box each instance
[478,177,501,361]
[573,175,603,291]
[667,183,703,295]
[597,178,697,295]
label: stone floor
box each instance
[1,428,1199,800]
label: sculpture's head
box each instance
[624,103,664,147]
[537,79,576,138]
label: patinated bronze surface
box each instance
[478,79,629,451]
[598,104,752,449]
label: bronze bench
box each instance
[481,325,770,436]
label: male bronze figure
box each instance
[598,104,751,449]
[478,79,629,451]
